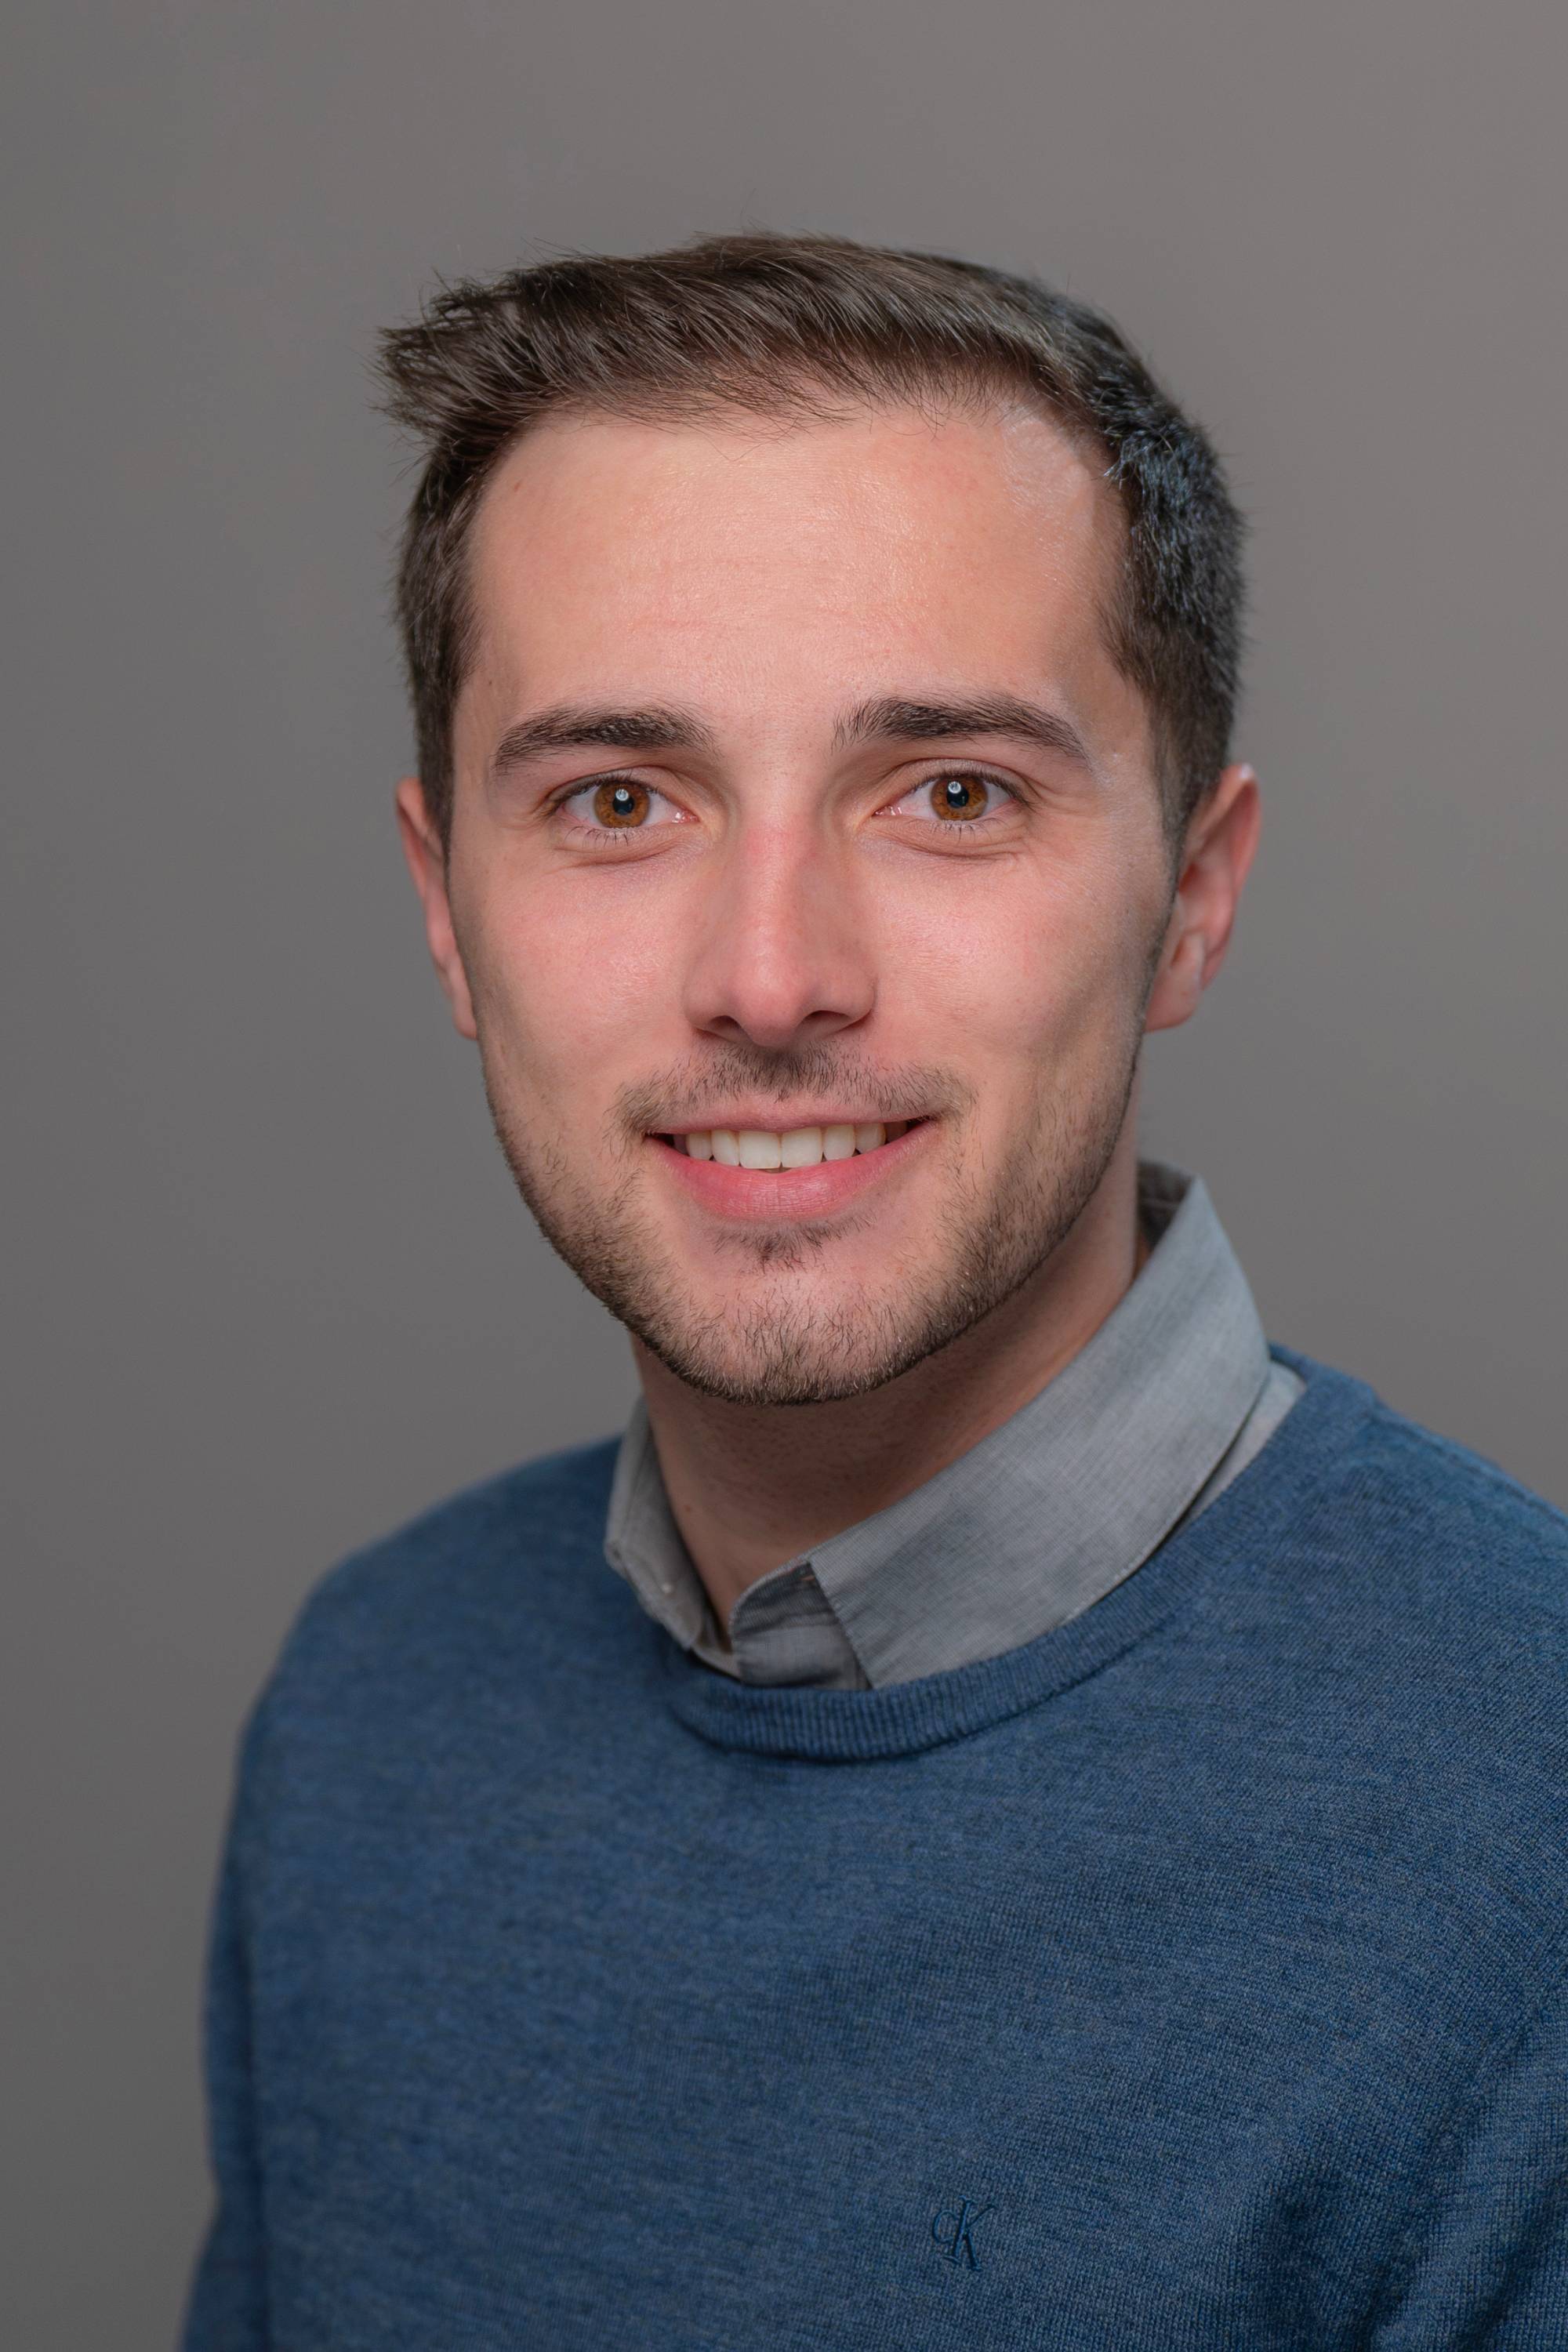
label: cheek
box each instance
[895,865,1152,1073]
[463,874,672,1096]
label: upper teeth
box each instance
[679,1122,908,1168]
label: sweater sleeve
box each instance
[176,1705,272,2352]
[1369,1973,1568,2347]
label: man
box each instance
[182,234,1568,2348]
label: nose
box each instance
[680,819,877,1053]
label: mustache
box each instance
[615,1041,975,1133]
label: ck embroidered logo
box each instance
[931,2196,995,2270]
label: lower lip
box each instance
[649,1121,935,1222]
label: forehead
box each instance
[460,401,1134,737]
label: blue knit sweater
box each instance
[181,1353,1568,2349]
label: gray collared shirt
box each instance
[603,1161,1302,1690]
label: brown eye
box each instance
[592,779,650,827]
[929,773,993,821]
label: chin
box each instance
[619,1256,993,1407]
[634,1326,925,1410]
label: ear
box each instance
[394,776,479,1042]
[1143,762,1261,1035]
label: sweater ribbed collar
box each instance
[653,1353,1370,1761]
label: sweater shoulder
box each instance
[1335,1388,1568,1620]
[1230,1366,1568,1784]
[1207,1372,1568,1995]
[257,1436,626,1725]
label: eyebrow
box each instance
[486,691,1094,780]
[832,694,1094,768]
[488,704,717,779]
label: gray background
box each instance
[6,0,1565,2341]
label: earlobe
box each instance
[1143,915,1205,1035]
[394,775,480,1042]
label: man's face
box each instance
[412,401,1188,1405]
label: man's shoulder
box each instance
[1342,1377,1566,1595]
[258,1434,628,1727]
[1265,1351,1568,1648]
[1229,1362,1568,1996]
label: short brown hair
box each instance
[373,230,1245,851]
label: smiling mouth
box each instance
[653,1118,927,1170]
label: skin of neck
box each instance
[632,1094,1150,1632]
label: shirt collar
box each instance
[602,1162,1272,1688]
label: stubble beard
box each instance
[477,1028,1146,1409]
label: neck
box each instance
[632,1127,1149,1632]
